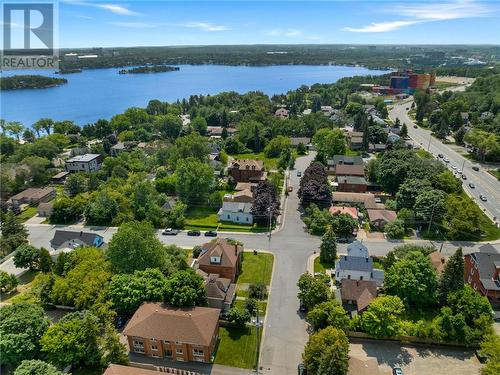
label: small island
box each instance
[56,68,82,74]
[0,75,67,90]
[118,65,180,74]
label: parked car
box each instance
[298,363,307,375]
[480,194,487,202]
[472,165,480,171]
[413,125,418,129]
[475,350,489,364]
[457,169,462,174]
[297,171,302,177]
[438,153,444,158]
[204,230,217,237]
[452,165,457,170]
[162,228,180,235]
[393,368,404,375]
[469,183,475,188]
[288,186,293,192]
[187,230,201,236]
[299,304,307,313]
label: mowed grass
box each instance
[16,206,37,222]
[214,326,260,369]
[184,207,270,233]
[237,252,274,285]
[314,257,334,273]
[234,299,268,317]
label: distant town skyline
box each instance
[54,0,500,48]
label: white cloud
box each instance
[111,22,156,29]
[63,1,140,16]
[183,22,230,32]
[343,0,494,33]
[266,28,303,37]
[96,4,139,16]
[343,20,422,33]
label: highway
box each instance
[389,100,500,224]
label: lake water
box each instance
[1,65,389,126]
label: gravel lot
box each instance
[350,339,481,375]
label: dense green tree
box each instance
[303,326,349,375]
[307,300,349,332]
[164,269,207,307]
[50,247,110,309]
[0,303,50,366]
[480,334,500,375]
[50,195,86,224]
[361,295,405,338]
[64,173,87,197]
[165,202,187,229]
[330,213,357,238]
[264,135,291,158]
[108,268,167,314]
[107,221,166,274]
[414,189,447,228]
[13,244,41,270]
[0,270,18,293]
[191,116,208,135]
[297,273,330,310]
[100,323,129,367]
[226,308,250,327]
[312,128,346,163]
[431,170,462,194]
[320,227,337,264]
[169,133,210,166]
[14,360,64,375]
[385,251,438,306]
[251,181,280,225]
[395,178,432,210]
[175,157,213,207]
[84,191,120,226]
[385,219,405,239]
[154,114,182,139]
[438,248,464,304]
[41,311,101,368]
[0,211,28,256]
[400,123,408,138]
[237,120,266,152]
[444,194,483,240]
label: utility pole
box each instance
[461,158,466,172]
[427,134,432,152]
[267,207,272,240]
[255,306,260,374]
[427,202,436,235]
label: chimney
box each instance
[235,244,238,256]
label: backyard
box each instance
[237,252,274,285]
[184,207,270,233]
[230,152,279,170]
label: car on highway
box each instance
[187,230,201,236]
[472,165,480,171]
[469,183,475,188]
[438,153,444,158]
[443,158,450,163]
[297,171,302,177]
[393,368,404,375]
[480,194,487,202]
[204,230,217,237]
[452,165,457,170]
[162,228,180,235]
[461,174,467,180]
[457,169,462,174]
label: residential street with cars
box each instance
[389,100,500,224]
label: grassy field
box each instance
[314,256,334,273]
[237,252,274,285]
[433,81,460,90]
[0,270,38,304]
[214,326,260,369]
[184,207,270,233]
[230,152,278,170]
[16,206,37,222]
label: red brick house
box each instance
[340,279,377,315]
[228,159,266,183]
[123,303,220,363]
[337,176,368,193]
[197,239,243,282]
[464,245,500,306]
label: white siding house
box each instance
[65,154,102,173]
[334,241,384,286]
[218,202,253,225]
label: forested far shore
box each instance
[118,65,180,74]
[0,75,67,90]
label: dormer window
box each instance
[252,165,256,170]
[210,256,221,264]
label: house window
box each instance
[246,217,249,222]
[236,216,239,221]
[176,348,183,354]
[133,340,144,348]
[347,275,351,279]
[193,348,204,356]
[134,348,144,353]
[360,276,363,280]
[165,349,172,357]
[151,345,158,351]
[227,215,230,220]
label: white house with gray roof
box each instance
[218,202,253,224]
[335,241,384,286]
[65,154,102,173]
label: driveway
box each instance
[350,339,481,375]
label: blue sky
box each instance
[57,0,500,47]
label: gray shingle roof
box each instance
[338,255,373,272]
[470,250,500,291]
[220,201,252,214]
[50,230,102,249]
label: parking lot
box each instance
[350,339,481,375]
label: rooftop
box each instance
[230,159,264,171]
[335,164,365,177]
[198,238,243,269]
[66,153,101,163]
[329,206,358,220]
[332,192,378,209]
[10,187,55,202]
[367,209,397,224]
[219,201,252,214]
[123,303,220,347]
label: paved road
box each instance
[389,100,500,223]
[2,152,499,375]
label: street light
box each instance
[267,207,272,239]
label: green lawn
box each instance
[416,149,433,159]
[184,207,270,233]
[230,152,278,170]
[0,270,38,304]
[345,149,360,157]
[237,253,274,285]
[214,326,260,369]
[16,206,37,222]
[488,169,500,180]
[314,257,334,273]
[234,299,267,317]
[401,307,440,323]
